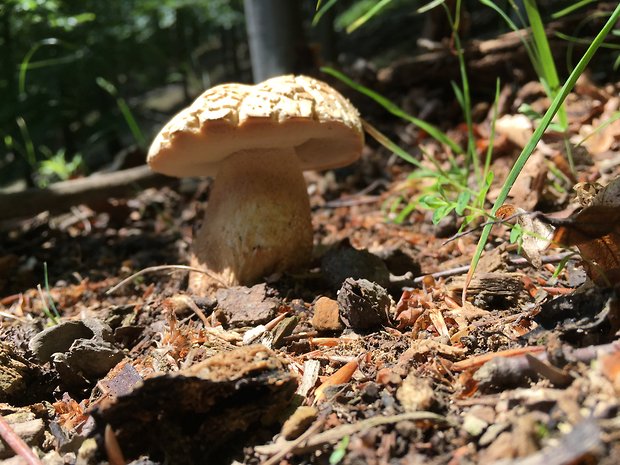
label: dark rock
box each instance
[337,278,392,330]
[28,318,115,363]
[321,242,390,290]
[375,247,421,277]
[534,286,619,345]
[28,319,123,388]
[52,339,124,387]
[215,283,279,327]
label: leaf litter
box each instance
[0,75,620,464]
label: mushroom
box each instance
[147,75,364,294]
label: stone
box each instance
[311,297,343,331]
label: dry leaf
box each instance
[549,177,620,285]
[497,204,554,268]
[507,151,548,210]
[495,113,534,148]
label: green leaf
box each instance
[510,224,522,244]
[329,436,350,464]
[394,201,417,224]
[524,0,568,129]
[455,191,470,215]
[552,0,596,19]
[345,0,395,33]
[419,194,446,209]
[432,204,454,224]
[312,0,340,26]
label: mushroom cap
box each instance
[147,75,364,177]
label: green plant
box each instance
[37,262,60,324]
[480,0,568,131]
[329,435,350,464]
[36,149,83,187]
[1,0,245,186]
[466,4,620,296]
[321,0,496,229]
[314,0,402,32]
[96,77,146,148]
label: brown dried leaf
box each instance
[507,151,547,210]
[551,177,620,285]
[497,204,554,268]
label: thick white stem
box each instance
[188,148,313,294]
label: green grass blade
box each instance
[97,77,146,148]
[322,67,463,154]
[552,0,596,19]
[346,0,394,33]
[43,262,61,319]
[16,117,36,167]
[362,121,424,170]
[450,14,478,177]
[418,0,446,14]
[576,111,620,147]
[483,79,501,185]
[479,0,542,82]
[312,0,340,26]
[524,0,568,129]
[465,3,620,300]
[554,31,620,50]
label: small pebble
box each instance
[311,297,344,331]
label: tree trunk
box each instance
[243,0,300,82]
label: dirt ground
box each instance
[1,67,620,465]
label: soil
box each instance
[1,64,620,464]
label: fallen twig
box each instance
[451,346,546,372]
[106,265,229,294]
[255,411,448,457]
[0,415,44,465]
[472,341,620,390]
[259,416,326,465]
[408,252,574,286]
[104,424,127,465]
[0,165,171,222]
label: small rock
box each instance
[215,283,279,327]
[360,381,381,402]
[463,405,496,437]
[280,406,318,440]
[311,297,344,331]
[321,242,390,290]
[462,412,488,437]
[374,247,421,277]
[270,316,298,348]
[337,278,392,330]
[28,319,123,388]
[28,318,115,363]
[0,412,45,459]
[52,339,124,387]
[396,374,435,412]
[479,422,509,447]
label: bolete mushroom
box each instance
[147,75,364,294]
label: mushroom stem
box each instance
[188,147,313,294]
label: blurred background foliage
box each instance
[0,0,607,189]
[1,0,246,187]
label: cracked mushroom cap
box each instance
[147,75,364,177]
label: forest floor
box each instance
[1,66,620,465]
